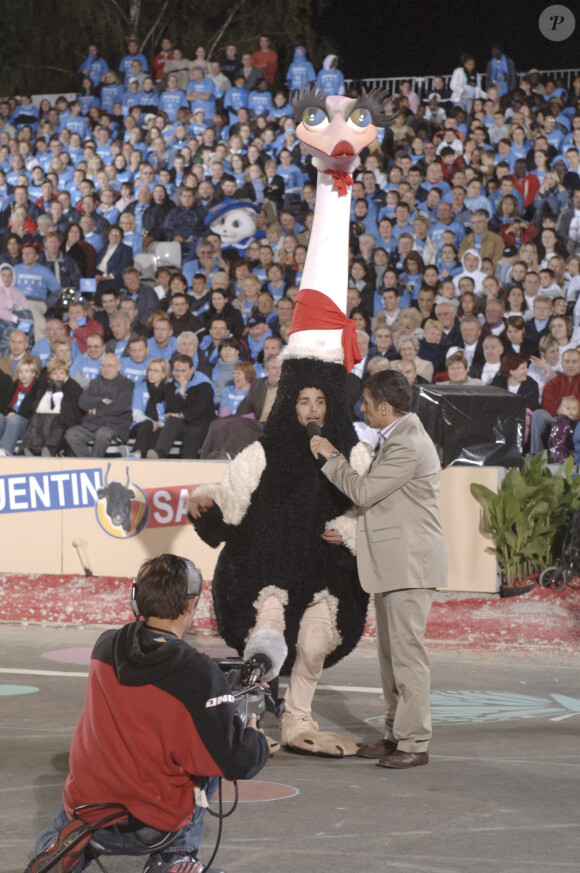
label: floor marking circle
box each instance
[42,648,93,665]
[211,780,299,802]
[0,684,39,696]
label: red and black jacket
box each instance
[63,622,268,830]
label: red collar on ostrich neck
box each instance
[320,168,353,196]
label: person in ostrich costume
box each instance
[189,87,387,757]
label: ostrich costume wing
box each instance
[191,90,386,674]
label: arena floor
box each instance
[2,625,580,873]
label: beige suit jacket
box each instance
[323,413,447,595]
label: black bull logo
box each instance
[97,464,135,533]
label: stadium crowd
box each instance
[1,37,580,463]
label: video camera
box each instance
[216,656,285,728]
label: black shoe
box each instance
[377,750,429,769]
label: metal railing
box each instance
[344,68,580,98]
[8,68,580,109]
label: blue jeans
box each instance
[0,412,28,454]
[35,778,218,870]
[530,409,553,455]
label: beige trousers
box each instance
[374,587,435,753]
[252,595,334,721]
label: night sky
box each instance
[316,0,578,81]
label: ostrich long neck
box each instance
[300,171,351,310]
[287,170,352,355]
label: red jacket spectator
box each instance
[498,221,539,249]
[65,300,104,354]
[542,372,580,415]
[66,318,104,354]
[153,40,174,82]
[252,37,278,85]
[511,172,540,210]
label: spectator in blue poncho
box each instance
[286,46,316,92]
[316,55,345,96]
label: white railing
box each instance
[344,68,580,97]
[8,68,580,110]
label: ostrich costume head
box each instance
[272,87,387,434]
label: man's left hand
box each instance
[310,436,337,461]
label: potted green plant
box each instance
[471,452,580,596]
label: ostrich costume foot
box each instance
[281,713,358,758]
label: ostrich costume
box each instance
[191,89,387,756]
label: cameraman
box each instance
[28,554,269,873]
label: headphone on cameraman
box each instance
[130,556,202,619]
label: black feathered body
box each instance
[193,358,369,674]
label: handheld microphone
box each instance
[306,421,325,466]
[305,421,321,440]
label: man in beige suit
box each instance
[310,369,447,769]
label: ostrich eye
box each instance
[302,106,329,128]
[348,107,372,129]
